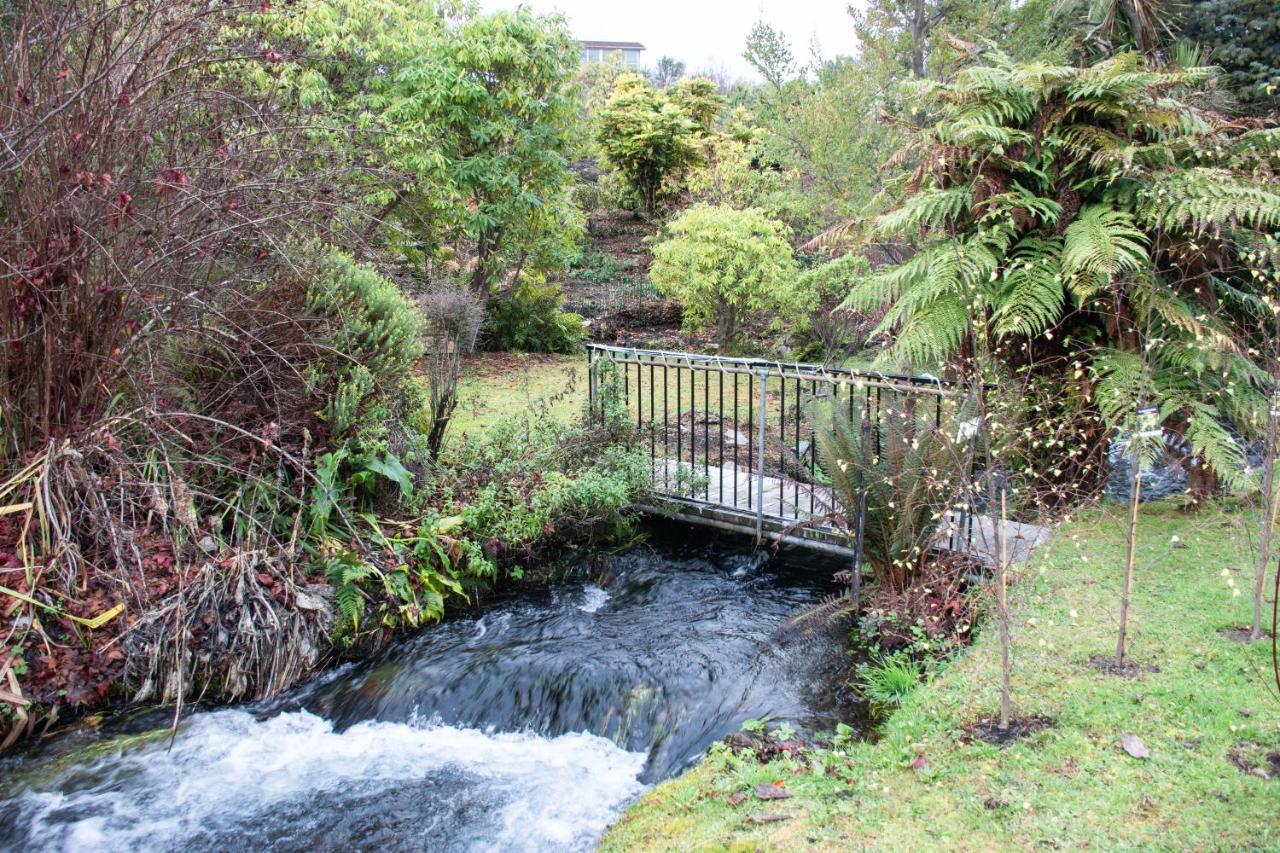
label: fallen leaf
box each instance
[909,754,929,771]
[728,792,747,806]
[1121,732,1150,759]
[755,783,792,800]
[749,813,792,824]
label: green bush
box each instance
[435,387,649,579]
[594,73,706,217]
[649,204,807,349]
[296,246,434,518]
[484,276,586,354]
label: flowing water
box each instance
[0,526,851,852]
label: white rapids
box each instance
[3,709,646,853]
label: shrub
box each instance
[859,653,923,712]
[305,248,425,451]
[649,204,807,348]
[484,276,586,353]
[595,74,705,217]
[433,397,649,580]
[811,396,969,590]
[793,252,877,362]
[417,286,484,457]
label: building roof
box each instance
[579,40,646,51]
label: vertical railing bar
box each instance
[756,368,768,540]
[718,369,724,505]
[810,377,817,515]
[779,376,786,519]
[704,366,710,502]
[689,366,696,494]
[637,359,643,428]
[875,387,883,457]
[747,371,754,510]
[676,365,682,494]
[649,364,655,487]
[663,363,670,492]
[794,376,801,516]
[733,371,740,509]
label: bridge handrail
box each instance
[586,343,990,395]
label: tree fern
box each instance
[811,49,1277,494]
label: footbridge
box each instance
[586,344,1049,565]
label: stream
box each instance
[0,525,851,852]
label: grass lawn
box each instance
[449,352,587,438]
[604,504,1280,850]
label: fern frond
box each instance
[993,236,1065,338]
[1061,205,1149,300]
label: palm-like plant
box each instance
[813,398,969,590]
[840,51,1280,494]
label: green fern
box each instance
[816,50,1279,492]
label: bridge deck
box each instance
[647,457,1050,565]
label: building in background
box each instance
[579,40,645,68]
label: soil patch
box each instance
[1219,626,1274,644]
[1228,741,1280,780]
[965,714,1054,746]
[1086,655,1160,678]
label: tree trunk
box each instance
[910,0,927,78]
[1254,402,1279,640]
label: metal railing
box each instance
[586,344,983,551]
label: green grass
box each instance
[604,504,1280,850]
[449,352,586,438]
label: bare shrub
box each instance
[418,286,484,457]
[0,0,360,734]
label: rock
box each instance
[1121,732,1150,759]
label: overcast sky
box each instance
[478,0,863,83]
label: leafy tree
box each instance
[743,20,796,94]
[848,0,1008,79]
[272,2,583,293]
[652,55,686,88]
[649,205,807,347]
[1182,0,1280,112]
[594,74,708,217]
[668,77,725,135]
[752,57,904,238]
[840,52,1280,496]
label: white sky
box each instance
[478,1,863,83]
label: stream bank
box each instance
[0,524,858,851]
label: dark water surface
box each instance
[0,526,850,852]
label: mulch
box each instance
[965,714,1054,746]
[1086,654,1160,678]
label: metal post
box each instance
[587,346,596,419]
[755,369,768,542]
[850,418,871,605]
